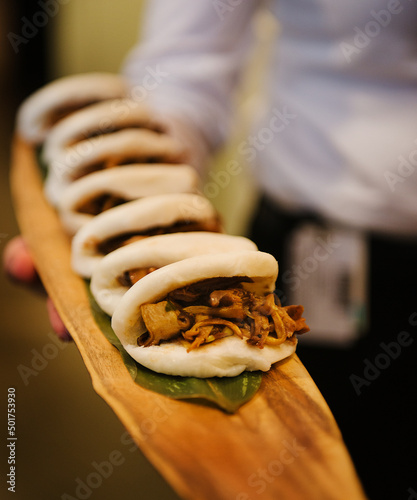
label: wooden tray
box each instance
[10,136,368,500]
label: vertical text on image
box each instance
[7,388,17,493]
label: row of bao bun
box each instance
[17,72,308,378]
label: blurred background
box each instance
[0,1,273,499]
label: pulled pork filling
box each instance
[139,277,309,352]
[46,100,100,127]
[117,267,158,287]
[72,155,166,181]
[68,123,164,147]
[76,193,128,215]
[97,218,222,255]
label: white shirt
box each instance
[123,0,417,236]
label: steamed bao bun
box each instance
[17,72,128,144]
[44,128,186,206]
[42,98,164,164]
[111,251,298,378]
[90,232,258,316]
[58,164,200,235]
[71,192,220,278]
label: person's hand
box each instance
[3,236,72,341]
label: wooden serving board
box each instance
[10,136,368,500]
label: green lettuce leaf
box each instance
[36,145,48,180]
[86,282,262,413]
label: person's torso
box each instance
[256,0,417,235]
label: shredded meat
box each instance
[76,193,128,215]
[71,155,171,181]
[182,319,239,351]
[46,100,99,127]
[138,280,309,351]
[117,267,157,287]
[168,277,252,302]
[97,218,222,255]
[68,124,164,147]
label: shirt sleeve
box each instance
[121,0,259,155]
